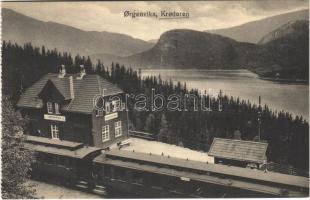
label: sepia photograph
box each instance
[1,0,309,198]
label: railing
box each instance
[128,130,156,140]
[261,162,309,177]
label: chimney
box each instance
[77,65,86,79]
[69,76,75,99]
[58,64,66,78]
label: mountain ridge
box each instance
[2,8,154,57]
[258,20,309,44]
[206,9,309,44]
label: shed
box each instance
[208,138,268,168]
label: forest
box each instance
[2,41,309,171]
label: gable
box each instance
[38,80,65,102]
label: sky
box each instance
[2,0,309,41]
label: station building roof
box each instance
[17,73,123,114]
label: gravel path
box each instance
[29,180,104,199]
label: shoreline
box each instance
[141,68,309,85]
[259,76,309,85]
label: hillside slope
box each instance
[258,20,309,44]
[123,24,308,80]
[2,8,153,57]
[124,29,257,69]
[206,9,308,44]
[256,20,309,80]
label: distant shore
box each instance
[259,76,309,85]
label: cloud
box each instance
[2,1,308,40]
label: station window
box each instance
[44,154,55,164]
[114,167,126,181]
[121,102,126,110]
[95,109,103,117]
[105,102,111,114]
[55,156,66,166]
[51,124,59,139]
[112,100,121,112]
[47,102,53,114]
[132,171,144,185]
[104,166,111,178]
[115,121,122,137]
[102,125,110,142]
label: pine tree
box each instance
[1,96,36,198]
[158,114,169,141]
[144,113,156,134]
[85,56,93,73]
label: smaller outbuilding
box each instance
[208,138,268,169]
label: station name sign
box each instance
[44,114,66,122]
[180,177,190,181]
[105,112,118,121]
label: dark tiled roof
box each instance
[208,138,268,164]
[17,73,123,114]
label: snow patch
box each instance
[115,138,214,163]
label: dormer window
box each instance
[55,103,60,114]
[47,102,61,114]
[47,102,53,114]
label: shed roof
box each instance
[24,143,101,159]
[25,135,83,150]
[208,138,268,164]
[17,73,123,114]
[24,135,102,159]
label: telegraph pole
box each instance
[258,96,262,141]
[126,103,130,135]
[218,89,223,111]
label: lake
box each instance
[141,69,309,121]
